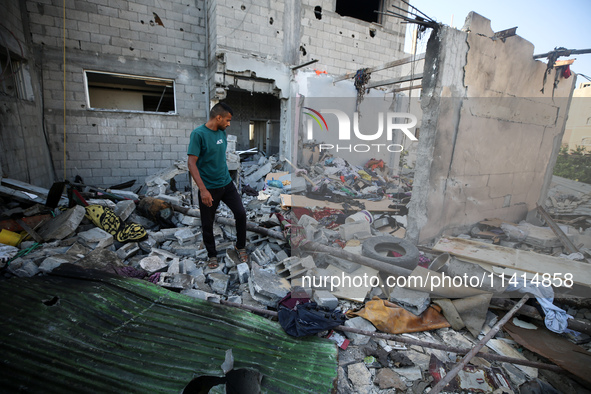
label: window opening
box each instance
[335,0,383,23]
[0,47,34,100]
[85,70,176,113]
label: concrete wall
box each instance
[25,0,208,188]
[562,83,591,152]
[407,13,576,244]
[0,0,54,187]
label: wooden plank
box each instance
[332,53,426,83]
[281,194,400,212]
[366,73,423,89]
[433,237,591,288]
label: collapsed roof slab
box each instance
[407,12,576,244]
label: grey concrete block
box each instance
[388,287,431,315]
[181,289,220,303]
[38,205,86,241]
[248,263,290,307]
[114,200,136,221]
[78,227,114,249]
[339,220,372,241]
[313,290,339,310]
[9,260,39,277]
[326,255,361,274]
[209,272,230,295]
[158,273,194,290]
[236,262,250,284]
[116,242,139,260]
[39,254,79,274]
[344,317,376,345]
[139,256,167,274]
[174,228,197,245]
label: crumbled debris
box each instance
[1,151,590,393]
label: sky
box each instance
[403,0,591,87]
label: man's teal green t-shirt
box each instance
[187,124,232,189]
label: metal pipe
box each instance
[430,294,531,394]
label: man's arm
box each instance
[188,155,213,207]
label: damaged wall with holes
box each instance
[22,0,209,188]
[0,1,54,187]
[208,0,409,159]
[407,13,577,244]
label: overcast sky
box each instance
[402,0,591,87]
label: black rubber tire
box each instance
[361,236,419,270]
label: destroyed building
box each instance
[1,0,591,393]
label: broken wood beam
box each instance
[332,53,425,83]
[430,294,531,394]
[15,219,43,243]
[219,298,562,373]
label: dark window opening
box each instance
[335,0,383,23]
[85,71,176,113]
[0,47,34,100]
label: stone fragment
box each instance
[39,254,79,274]
[248,263,290,307]
[116,242,139,260]
[209,272,230,295]
[78,227,114,249]
[139,256,168,274]
[236,262,250,284]
[114,200,136,221]
[175,228,197,245]
[347,363,372,394]
[180,289,220,303]
[313,290,339,310]
[38,205,86,241]
[9,259,39,277]
[158,273,194,290]
[339,220,372,241]
[374,368,406,390]
[76,248,123,271]
[388,286,431,315]
[344,317,376,345]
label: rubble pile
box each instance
[1,152,591,393]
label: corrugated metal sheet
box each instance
[0,269,338,393]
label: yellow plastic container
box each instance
[0,229,22,246]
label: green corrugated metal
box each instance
[0,269,338,393]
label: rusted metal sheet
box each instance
[0,268,338,393]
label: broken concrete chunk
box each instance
[158,273,194,290]
[76,248,123,271]
[326,255,361,274]
[139,256,168,274]
[38,205,86,241]
[174,228,197,245]
[39,254,79,274]
[8,259,39,277]
[313,290,339,310]
[114,200,136,221]
[179,214,200,227]
[209,272,230,295]
[78,227,114,249]
[298,214,318,228]
[236,262,250,284]
[181,289,220,303]
[339,220,372,241]
[116,242,139,260]
[344,317,376,345]
[374,368,406,390]
[248,263,290,307]
[388,286,431,316]
[347,363,373,394]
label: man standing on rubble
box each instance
[187,102,249,268]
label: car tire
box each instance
[361,235,419,270]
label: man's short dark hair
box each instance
[210,102,233,119]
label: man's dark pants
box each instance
[198,181,247,258]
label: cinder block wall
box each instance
[300,0,407,79]
[407,13,576,244]
[0,1,54,187]
[26,0,208,188]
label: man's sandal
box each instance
[207,256,219,269]
[235,247,249,264]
